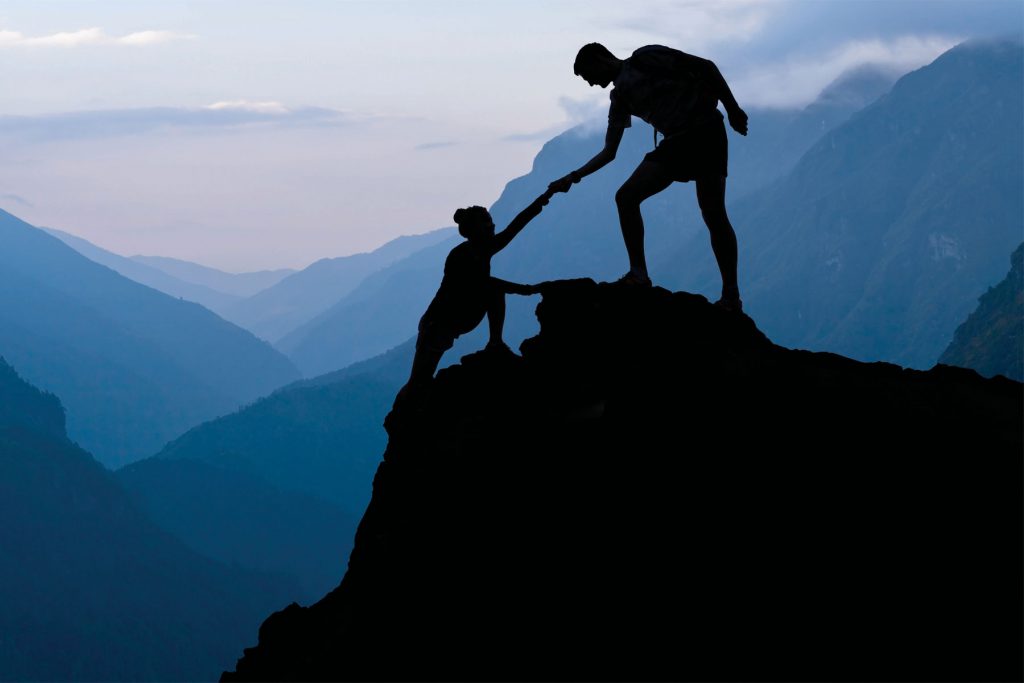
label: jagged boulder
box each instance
[225,280,1022,682]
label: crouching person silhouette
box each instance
[402,190,553,394]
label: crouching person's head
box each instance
[454,206,495,242]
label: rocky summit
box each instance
[224,279,1022,682]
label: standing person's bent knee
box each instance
[615,183,638,209]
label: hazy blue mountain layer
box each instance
[940,242,1023,380]
[132,254,295,298]
[114,341,418,615]
[660,38,1023,368]
[725,63,899,196]
[0,356,65,440]
[126,332,507,587]
[148,347,406,511]
[0,209,299,466]
[277,66,890,377]
[0,359,295,682]
[221,229,455,344]
[46,227,242,313]
[117,457,357,603]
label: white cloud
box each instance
[0,104,349,143]
[0,27,195,48]
[502,94,608,142]
[205,100,291,115]
[598,0,777,53]
[116,30,194,46]
[736,34,962,108]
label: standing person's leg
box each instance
[695,175,740,307]
[615,160,673,282]
[485,282,508,350]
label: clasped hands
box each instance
[547,170,581,195]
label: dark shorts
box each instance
[415,309,486,354]
[644,116,728,183]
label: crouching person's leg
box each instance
[388,337,443,430]
[485,283,508,351]
[403,316,454,389]
[407,345,444,386]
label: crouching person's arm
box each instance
[490,189,555,255]
[491,277,538,296]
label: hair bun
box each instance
[453,208,467,225]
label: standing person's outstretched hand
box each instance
[548,170,580,194]
[728,107,749,136]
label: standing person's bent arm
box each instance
[703,59,747,135]
[549,124,625,194]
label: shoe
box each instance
[714,296,743,313]
[613,271,653,287]
[484,340,516,355]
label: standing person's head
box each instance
[454,206,495,242]
[574,43,621,87]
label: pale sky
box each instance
[1,0,1020,270]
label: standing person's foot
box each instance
[484,340,516,355]
[713,296,743,313]
[613,271,653,287]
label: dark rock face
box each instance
[940,242,1024,381]
[224,280,1022,682]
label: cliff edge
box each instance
[224,280,1022,682]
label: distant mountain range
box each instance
[659,38,1023,368]
[0,358,295,681]
[142,341,408,510]
[110,342,412,611]
[46,227,245,312]
[275,40,1021,376]
[0,209,299,466]
[45,230,297,315]
[51,223,455,345]
[117,456,357,603]
[219,229,454,343]
[131,254,294,298]
[275,65,898,377]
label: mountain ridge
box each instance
[0,208,299,466]
[661,38,1023,368]
[45,227,243,312]
[222,228,455,344]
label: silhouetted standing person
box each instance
[403,191,552,390]
[550,43,748,311]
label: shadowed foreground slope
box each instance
[940,242,1024,381]
[0,358,294,682]
[225,280,1022,682]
